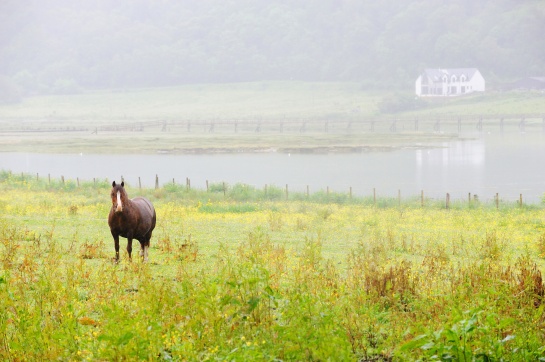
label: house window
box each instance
[461,86,466,93]
[442,75,448,83]
[421,86,428,95]
[460,74,467,82]
[451,75,457,83]
[450,86,456,94]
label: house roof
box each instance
[421,68,480,81]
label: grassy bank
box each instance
[1,172,545,360]
[0,131,460,154]
[0,82,543,154]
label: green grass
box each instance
[2,172,545,360]
[0,81,381,123]
[0,82,543,124]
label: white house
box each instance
[415,68,485,97]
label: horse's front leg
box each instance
[112,232,120,262]
[127,236,133,262]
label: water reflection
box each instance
[416,141,485,167]
[415,139,486,200]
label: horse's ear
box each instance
[121,181,124,187]
[112,181,116,187]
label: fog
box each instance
[1,1,544,201]
[0,0,544,96]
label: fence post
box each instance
[36,173,39,181]
[398,189,401,207]
[77,177,80,187]
[61,176,65,185]
[373,188,376,206]
[138,177,141,190]
[206,180,209,192]
[349,186,352,199]
[520,193,523,207]
[468,192,471,206]
[495,193,499,209]
[421,190,424,207]
[285,184,289,200]
[446,193,450,210]
[155,174,159,189]
[223,182,226,196]
[48,174,51,185]
[306,185,309,198]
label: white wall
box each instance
[415,75,422,96]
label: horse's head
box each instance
[111,181,127,213]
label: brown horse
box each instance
[108,181,156,262]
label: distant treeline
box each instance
[0,0,544,100]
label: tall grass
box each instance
[1,171,545,360]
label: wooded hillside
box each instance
[0,0,543,98]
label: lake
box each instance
[1,132,544,203]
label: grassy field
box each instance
[0,82,543,122]
[2,172,545,360]
[0,82,544,154]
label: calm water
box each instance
[1,133,544,203]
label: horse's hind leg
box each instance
[140,240,149,262]
[140,242,144,259]
[143,241,149,262]
[142,235,151,262]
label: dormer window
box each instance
[442,75,448,83]
[460,74,467,82]
[451,75,457,83]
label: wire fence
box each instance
[4,171,543,209]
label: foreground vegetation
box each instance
[1,172,545,360]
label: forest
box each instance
[0,0,544,100]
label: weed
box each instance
[177,234,198,262]
[0,225,19,269]
[267,211,283,231]
[68,205,78,215]
[512,256,544,307]
[481,231,505,261]
[79,239,106,259]
[316,206,334,220]
[537,232,545,258]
